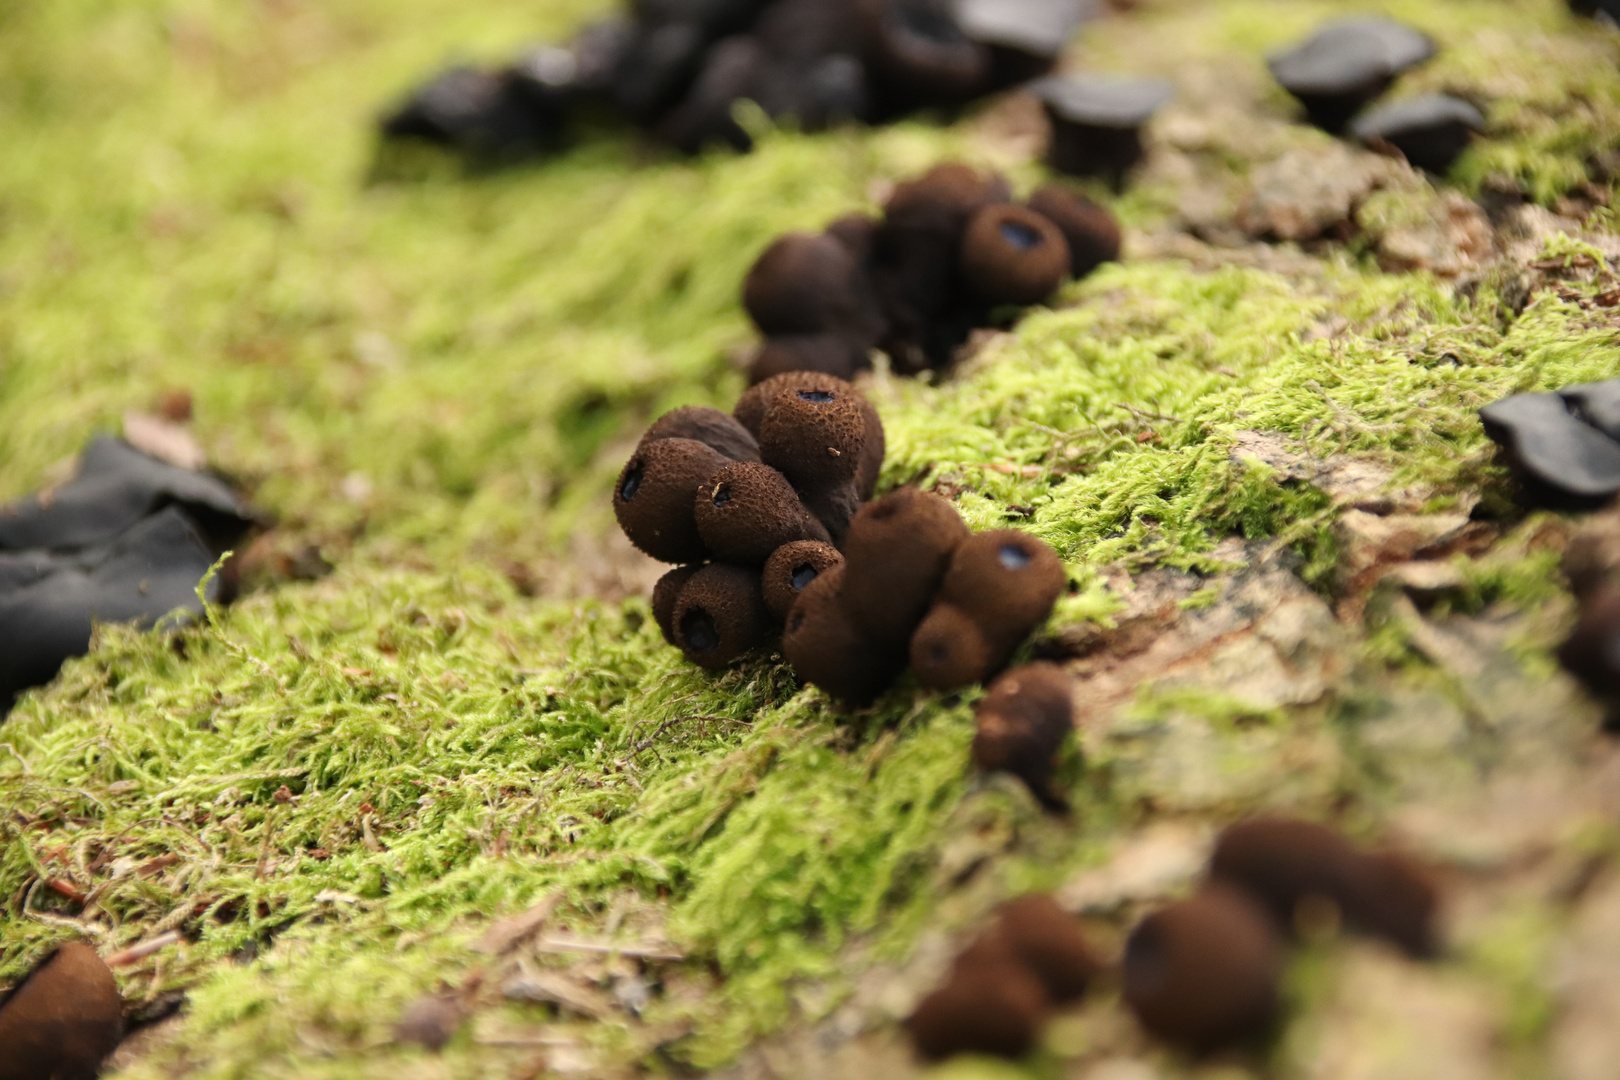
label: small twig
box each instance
[533,936,685,962]
[621,715,738,762]
[106,931,183,969]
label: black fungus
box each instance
[656,34,767,153]
[841,487,969,645]
[1026,183,1121,279]
[1266,17,1436,133]
[824,212,880,262]
[1033,74,1174,186]
[0,508,227,711]
[986,893,1099,1003]
[970,662,1074,808]
[0,436,254,557]
[1562,379,1620,441]
[613,437,733,563]
[781,565,905,704]
[652,564,704,645]
[906,935,1049,1061]
[1479,389,1620,507]
[959,203,1071,306]
[1350,93,1486,175]
[694,461,831,563]
[1209,817,1439,958]
[748,333,869,384]
[1122,883,1284,1054]
[0,943,123,1080]
[671,563,773,668]
[954,0,1092,90]
[858,0,991,115]
[642,405,762,462]
[762,539,844,619]
[612,20,711,124]
[380,65,571,159]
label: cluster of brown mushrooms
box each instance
[741,162,1120,382]
[910,816,1440,1062]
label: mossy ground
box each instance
[2,0,1619,1077]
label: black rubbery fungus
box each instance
[0,943,123,1080]
[1210,817,1439,957]
[782,566,904,704]
[743,232,882,339]
[652,565,703,645]
[671,563,772,669]
[1033,75,1173,186]
[938,529,1065,650]
[971,662,1074,808]
[613,437,732,564]
[959,204,1071,306]
[1026,184,1121,280]
[1266,17,1436,133]
[988,893,1100,1003]
[642,405,761,462]
[694,461,831,564]
[1350,93,1485,175]
[1122,884,1284,1054]
[906,936,1048,1061]
[762,540,844,620]
[841,488,969,646]
[858,0,990,112]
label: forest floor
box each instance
[3,0,1620,1077]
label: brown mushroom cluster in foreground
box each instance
[615,372,1065,700]
[783,487,1065,705]
[742,162,1120,382]
[0,943,123,1080]
[909,816,1441,1062]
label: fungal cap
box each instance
[757,382,867,490]
[910,600,997,690]
[959,203,1071,306]
[762,540,844,621]
[742,232,868,337]
[0,943,123,1080]
[940,529,1066,641]
[735,371,855,436]
[693,461,829,565]
[671,563,772,670]
[613,437,731,564]
[651,565,703,646]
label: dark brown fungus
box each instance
[1122,884,1284,1054]
[613,437,731,564]
[858,0,991,112]
[906,937,1049,1061]
[642,405,761,462]
[959,203,1070,307]
[1209,817,1439,958]
[652,564,704,645]
[910,600,997,690]
[757,381,867,490]
[694,461,830,564]
[782,566,904,704]
[1558,588,1620,723]
[747,333,867,384]
[841,487,969,645]
[987,893,1099,1003]
[1033,74,1173,187]
[742,232,883,341]
[671,563,772,669]
[1266,17,1435,134]
[736,370,850,435]
[0,943,123,1080]
[939,529,1065,644]
[824,212,880,262]
[971,661,1075,808]
[762,540,844,620]
[1349,93,1485,176]
[1026,183,1121,280]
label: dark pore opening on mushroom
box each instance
[998,543,1032,569]
[712,483,732,507]
[680,608,720,653]
[619,460,644,501]
[797,389,837,403]
[998,219,1043,250]
[1123,923,1167,997]
[791,563,819,591]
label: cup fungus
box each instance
[652,564,704,645]
[641,405,761,462]
[959,204,1071,306]
[1122,883,1284,1054]
[954,0,1091,90]
[670,563,772,668]
[762,540,844,619]
[1479,387,1620,507]
[985,893,1100,1003]
[1032,74,1174,186]
[1026,183,1121,279]
[858,0,991,111]
[0,943,123,1080]
[1350,93,1486,175]
[781,566,905,705]
[613,436,733,563]
[1209,816,1439,958]
[693,461,830,563]
[910,601,998,689]
[939,529,1066,645]
[1266,17,1436,133]
[743,232,883,342]
[841,487,969,645]
[971,662,1075,808]
[906,937,1049,1061]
